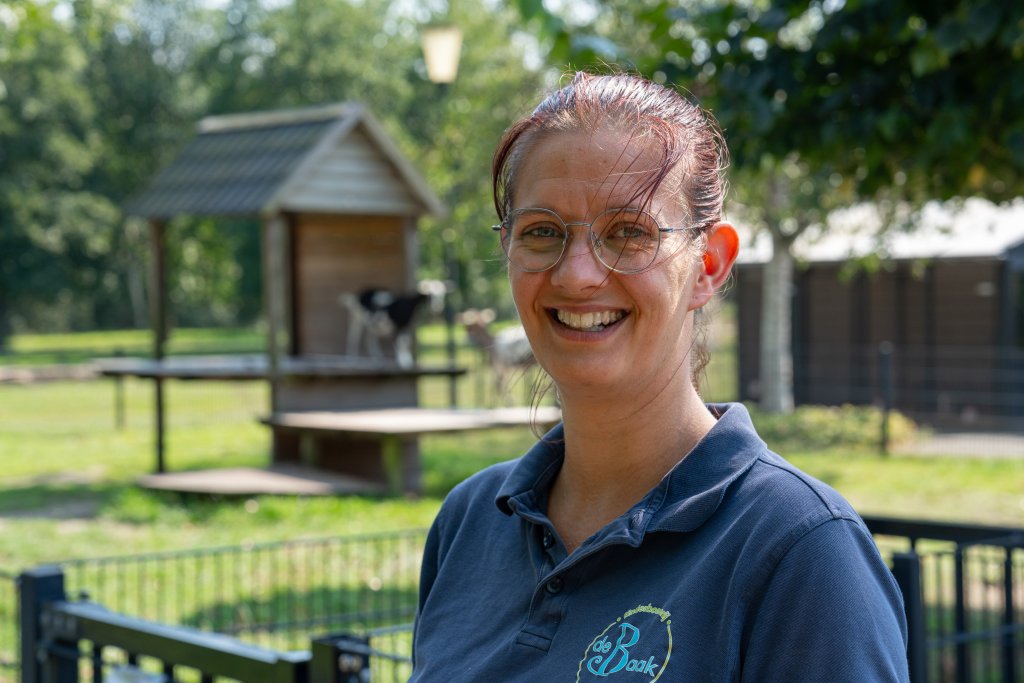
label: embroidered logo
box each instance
[576,604,672,681]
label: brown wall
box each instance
[736,258,1007,418]
[292,213,411,356]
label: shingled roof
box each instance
[124,103,445,220]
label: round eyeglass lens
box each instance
[504,208,569,272]
[591,209,661,273]
[501,207,665,273]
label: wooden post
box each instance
[149,220,168,473]
[263,213,291,467]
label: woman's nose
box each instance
[550,230,607,289]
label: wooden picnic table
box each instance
[264,406,562,494]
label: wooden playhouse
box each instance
[119,102,466,492]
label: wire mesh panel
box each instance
[58,529,426,652]
[919,537,1024,682]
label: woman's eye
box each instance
[521,223,563,239]
[607,222,653,241]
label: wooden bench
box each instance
[263,406,561,494]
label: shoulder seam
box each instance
[753,454,856,522]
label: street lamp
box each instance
[421,24,463,85]
[421,21,463,407]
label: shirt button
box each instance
[545,577,564,595]
[542,530,554,548]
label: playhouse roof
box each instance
[736,197,1024,266]
[124,103,446,220]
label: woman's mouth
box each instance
[554,309,625,332]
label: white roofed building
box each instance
[732,198,1024,426]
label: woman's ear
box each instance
[689,222,740,311]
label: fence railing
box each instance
[864,516,1024,683]
[1,529,426,682]
[9,519,1024,682]
[21,565,412,683]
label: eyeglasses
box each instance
[492,207,694,274]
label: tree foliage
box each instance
[512,0,1024,411]
[0,0,543,346]
[521,0,1024,204]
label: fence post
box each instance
[19,564,75,683]
[310,634,370,683]
[1002,546,1017,683]
[443,242,459,409]
[877,341,894,455]
[891,551,927,683]
[113,347,125,430]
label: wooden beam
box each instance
[148,220,168,473]
[148,220,167,360]
[263,213,290,413]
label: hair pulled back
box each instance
[491,71,730,393]
[492,71,729,234]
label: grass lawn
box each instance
[0,315,1020,572]
[0,334,1021,682]
[0,374,1021,572]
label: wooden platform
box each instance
[264,406,561,494]
[264,406,561,436]
[95,354,464,380]
[137,463,387,496]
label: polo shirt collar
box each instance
[495,403,765,536]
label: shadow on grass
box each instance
[0,479,277,525]
[179,584,419,641]
[0,480,122,519]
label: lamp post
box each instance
[421,22,463,408]
[421,23,463,86]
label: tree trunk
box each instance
[759,231,795,413]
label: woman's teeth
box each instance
[556,310,624,331]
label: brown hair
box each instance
[491,71,729,389]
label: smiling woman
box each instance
[411,71,910,682]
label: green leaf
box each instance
[966,3,1001,47]
[910,38,949,76]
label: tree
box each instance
[513,0,1024,411]
[0,0,103,347]
[0,0,544,344]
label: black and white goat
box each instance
[341,280,446,367]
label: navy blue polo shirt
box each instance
[411,403,909,681]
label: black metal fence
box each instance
[3,529,425,682]
[867,517,1024,683]
[9,519,1024,682]
[20,565,413,683]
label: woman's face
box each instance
[508,127,703,399]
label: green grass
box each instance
[0,325,1021,681]
[0,327,266,365]
[1,375,1021,572]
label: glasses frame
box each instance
[491,207,696,274]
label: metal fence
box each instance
[2,529,426,682]
[916,537,1023,683]
[786,343,1024,428]
[9,519,1024,682]
[867,517,1024,683]
[20,564,414,683]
